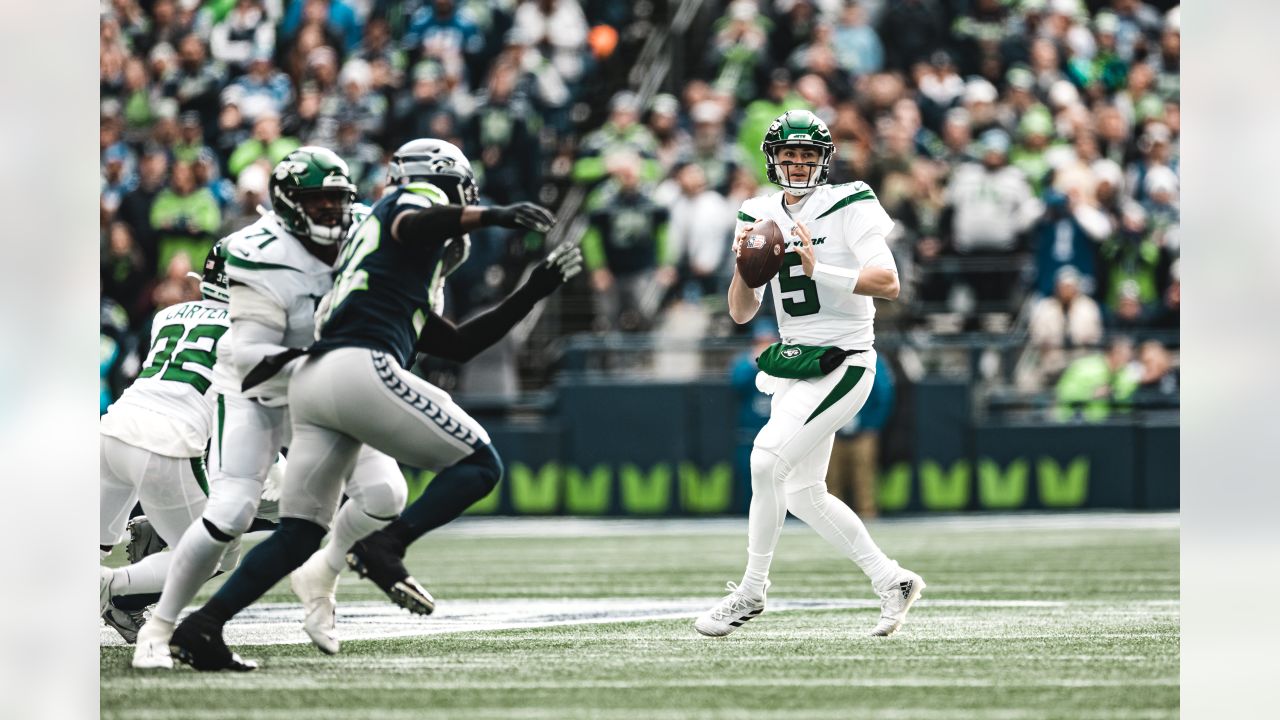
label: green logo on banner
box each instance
[920,460,971,510]
[564,464,612,514]
[878,462,913,512]
[977,458,1029,509]
[1037,456,1090,507]
[679,462,732,513]
[619,463,673,514]
[510,462,562,514]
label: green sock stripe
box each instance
[190,456,210,496]
[805,366,867,425]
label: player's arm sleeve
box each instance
[226,284,293,379]
[390,203,464,248]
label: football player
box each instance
[694,110,926,638]
[165,139,577,669]
[100,244,234,638]
[133,148,408,671]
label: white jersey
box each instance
[735,182,896,354]
[211,207,370,405]
[100,299,230,458]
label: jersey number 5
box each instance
[779,253,821,317]
[137,323,228,394]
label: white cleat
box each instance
[291,552,340,655]
[131,619,175,670]
[870,569,926,637]
[694,581,768,637]
[99,566,114,616]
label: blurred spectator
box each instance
[194,148,237,210]
[334,118,386,196]
[1141,164,1179,230]
[118,145,171,269]
[228,109,301,178]
[511,0,589,88]
[832,1,884,76]
[101,298,136,414]
[149,160,222,277]
[1106,281,1157,333]
[1134,339,1178,402]
[163,34,226,142]
[574,91,659,185]
[878,0,946,72]
[387,60,458,147]
[1054,336,1140,422]
[826,352,894,518]
[1031,185,1111,297]
[283,0,363,54]
[940,129,1042,305]
[334,58,390,137]
[404,0,485,84]
[648,94,691,175]
[1028,266,1103,382]
[210,0,277,73]
[707,0,771,103]
[102,222,152,325]
[220,161,271,236]
[771,0,820,69]
[682,100,748,196]
[1098,202,1160,311]
[173,111,215,164]
[232,50,295,121]
[664,163,733,300]
[151,253,203,312]
[464,57,540,204]
[581,152,672,332]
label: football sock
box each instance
[740,448,789,599]
[384,445,502,548]
[786,485,897,588]
[112,592,161,612]
[109,551,172,596]
[153,520,234,625]
[202,518,326,624]
[323,504,391,574]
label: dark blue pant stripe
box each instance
[372,352,479,447]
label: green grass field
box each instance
[100,513,1178,719]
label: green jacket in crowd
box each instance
[1054,354,1140,422]
[150,188,222,276]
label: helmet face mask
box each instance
[762,110,835,196]
[269,146,357,245]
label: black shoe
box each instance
[170,610,257,672]
[346,534,435,616]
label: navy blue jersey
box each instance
[312,183,454,367]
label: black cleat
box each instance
[346,534,435,616]
[102,604,148,644]
[170,611,257,672]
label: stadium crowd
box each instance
[100,0,1180,415]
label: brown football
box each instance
[736,218,787,288]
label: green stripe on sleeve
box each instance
[216,393,225,462]
[815,189,877,220]
[190,456,210,496]
[226,255,303,272]
[805,366,867,424]
[737,211,757,223]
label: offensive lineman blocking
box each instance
[694,110,925,638]
[167,139,577,669]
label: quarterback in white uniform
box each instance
[99,245,234,632]
[694,110,925,638]
[132,148,407,671]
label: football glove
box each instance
[486,202,556,233]
[527,243,584,297]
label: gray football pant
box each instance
[280,347,490,528]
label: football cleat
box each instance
[170,610,257,672]
[870,569,926,637]
[346,534,435,616]
[290,552,340,655]
[103,604,148,644]
[694,581,768,637]
[131,619,174,670]
[99,566,114,616]
[125,515,166,564]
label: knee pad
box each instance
[750,446,789,488]
[203,475,264,538]
[357,477,408,520]
[462,444,504,492]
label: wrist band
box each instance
[811,262,860,293]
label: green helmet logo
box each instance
[269,146,357,245]
[761,109,835,195]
